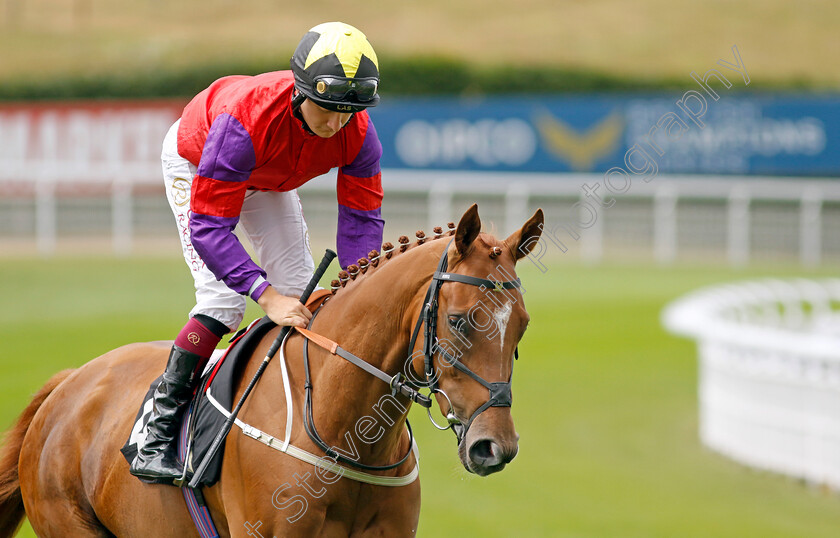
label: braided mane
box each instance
[329,223,455,294]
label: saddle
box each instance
[120,289,332,487]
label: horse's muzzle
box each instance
[464,436,519,476]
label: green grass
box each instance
[2,255,840,536]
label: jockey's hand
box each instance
[257,286,312,328]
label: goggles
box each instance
[313,76,378,104]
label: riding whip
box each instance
[187,249,337,488]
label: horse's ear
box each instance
[455,203,481,255]
[504,208,544,261]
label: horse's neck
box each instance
[316,239,445,373]
[296,240,445,456]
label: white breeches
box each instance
[161,120,315,332]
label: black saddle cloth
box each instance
[120,316,277,487]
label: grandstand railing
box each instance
[663,279,840,489]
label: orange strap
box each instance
[295,326,338,355]
[304,289,332,313]
[295,325,434,409]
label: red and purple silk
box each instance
[176,71,384,299]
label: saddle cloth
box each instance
[120,316,278,486]
[121,290,331,486]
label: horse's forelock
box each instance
[451,232,515,268]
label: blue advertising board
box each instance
[368,94,840,177]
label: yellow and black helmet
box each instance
[291,22,380,112]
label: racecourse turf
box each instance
[2,254,840,537]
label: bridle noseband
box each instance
[408,240,521,444]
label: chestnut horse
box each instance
[0,204,543,537]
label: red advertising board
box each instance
[0,100,187,184]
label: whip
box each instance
[186,249,337,489]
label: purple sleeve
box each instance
[341,119,382,179]
[336,117,384,269]
[190,213,268,297]
[336,206,385,269]
[197,113,256,183]
[189,113,266,298]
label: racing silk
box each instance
[177,71,384,300]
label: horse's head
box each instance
[411,204,543,476]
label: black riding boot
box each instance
[129,345,203,484]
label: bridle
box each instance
[299,239,522,472]
[407,240,521,444]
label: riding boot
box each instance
[129,345,203,484]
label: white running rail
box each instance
[662,279,840,488]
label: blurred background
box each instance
[1,1,840,536]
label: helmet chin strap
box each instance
[291,89,306,110]
[291,90,316,135]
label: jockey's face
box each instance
[300,99,352,138]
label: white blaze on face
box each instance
[492,301,513,353]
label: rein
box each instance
[300,306,426,472]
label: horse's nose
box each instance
[468,438,518,470]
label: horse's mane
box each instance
[327,224,456,296]
[326,221,510,300]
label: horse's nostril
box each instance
[468,439,502,467]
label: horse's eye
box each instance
[448,315,467,334]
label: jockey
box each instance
[129,22,384,483]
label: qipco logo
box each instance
[395,119,537,168]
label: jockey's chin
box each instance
[300,99,352,138]
[312,125,341,138]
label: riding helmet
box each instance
[290,22,380,112]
